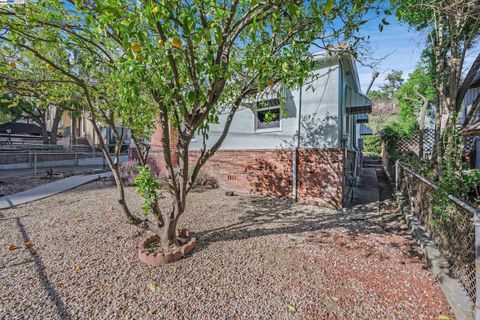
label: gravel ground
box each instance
[0,182,454,319]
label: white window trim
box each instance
[253,105,282,133]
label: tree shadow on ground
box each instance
[196,194,407,253]
[12,218,71,319]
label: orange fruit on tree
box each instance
[7,61,16,68]
[178,77,185,85]
[152,6,160,14]
[46,64,53,70]
[131,43,142,52]
[157,39,164,47]
[267,80,274,87]
[171,38,182,49]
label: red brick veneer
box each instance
[136,147,346,209]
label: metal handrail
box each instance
[397,161,479,217]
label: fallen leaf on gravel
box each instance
[437,316,451,320]
[330,296,339,302]
[148,282,158,292]
[24,241,33,248]
[147,308,157,315]
[108,205,113,213]
[286,304,296,313]
[73,264,81,271]
[5,244,16,251]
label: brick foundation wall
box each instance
[132,147,346,209]
[343,149,356,205]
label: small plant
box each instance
[264,111,278,127]
[144,238,160,252]
[189,172,218,191]
[134,166,161,214]
[199,174,218,189]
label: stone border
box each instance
[397,193,474,320]
[138,229,197,266]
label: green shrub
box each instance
[134,166,161,214]
[363,135,381,154]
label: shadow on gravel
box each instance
[197,166,408,255]
[15,217,71,319]
[198,196,405,253]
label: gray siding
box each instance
[190,61,340,150]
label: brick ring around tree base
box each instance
[137,229,197,266]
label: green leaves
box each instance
[134,166,161,215]
[325,0,335,14]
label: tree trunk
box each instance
[50,108,62,144]
[433,90,443,178]
[159,216,179,249]
[416,91,429,160]
[41,126,48,144]
[71,113,77,147]
[109,161,143,225]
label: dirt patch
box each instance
[0,177,51,197]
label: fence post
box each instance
[475,212,480,320]
[33,150,37,177]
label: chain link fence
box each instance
[0,145,128,174]
[394,161,477,304]
[0,151,108,173]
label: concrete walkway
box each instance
[0,172,111,209]
[351,167,380,206]
[350,161,473,320]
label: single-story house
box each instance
[141,51,371,209]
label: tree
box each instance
[368,70,404,132]
[0,47,82,144]
[1,0,381,250]
[392,0,480,176]
[395,61,435,158]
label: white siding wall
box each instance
[190,61,341,150]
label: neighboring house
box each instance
[0,121,47,145]
[459,71,480,168]
[45,107,132,151]
[0,121,44,136]
[143,51,371,209]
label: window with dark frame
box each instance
[254,98,281,131]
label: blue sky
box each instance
[355,14,427,93]
[354,7,479,93]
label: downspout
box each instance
[352,72,378,173]
[338,61,349,205]
[352,71,378,179]
[292,83,303,202]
